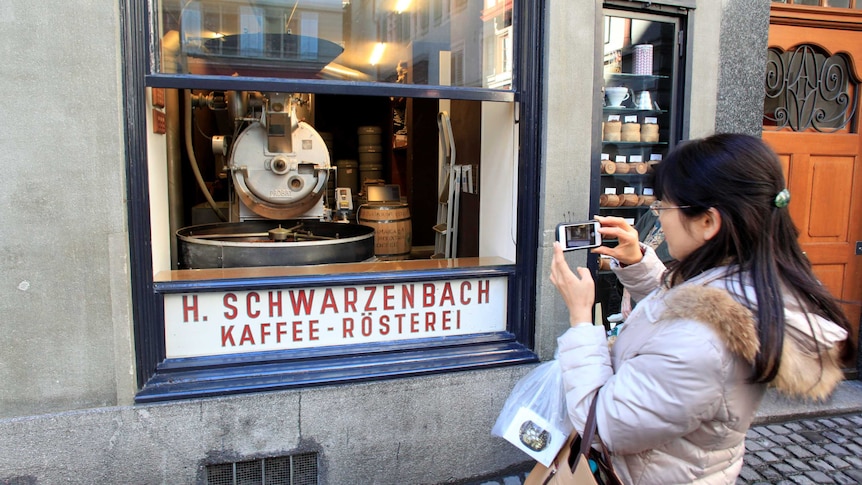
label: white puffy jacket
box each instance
[558,246,848,485]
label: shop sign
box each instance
[164,276,508,358]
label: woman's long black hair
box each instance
[653,133,852,383]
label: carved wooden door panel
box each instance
[764,7,862,368]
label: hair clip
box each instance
[774,188,790,208]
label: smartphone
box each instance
[555,221,601,251]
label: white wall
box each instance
[480,101,518,262]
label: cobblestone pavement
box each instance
[462,412,862,485]
[737,413,862,485]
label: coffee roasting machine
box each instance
[175,90,377,269]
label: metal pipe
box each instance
[165,88,184,269]
[185,90,228,223]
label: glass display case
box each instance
[596,6,686,325]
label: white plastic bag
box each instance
[492,359,574,466]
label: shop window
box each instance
[125,0,542,401]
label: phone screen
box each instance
[557,222,600,250]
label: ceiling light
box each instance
[369,42,386,66]
[395,0,411,13]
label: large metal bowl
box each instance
[177,220,375,269]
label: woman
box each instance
[550,133,852,484]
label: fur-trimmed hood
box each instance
[662,284,847,401]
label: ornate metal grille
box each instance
[764,45,858,132]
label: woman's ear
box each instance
[702,207,722,241]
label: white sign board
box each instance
[164,277,509,358]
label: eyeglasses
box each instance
[650,200,692,216]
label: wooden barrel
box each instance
[621,194,640,206]
[599,194,621,207]
[358,203,412,260]
[632,162,649,174]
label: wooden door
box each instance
[764,6,862,369]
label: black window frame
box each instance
[121,0,545,402]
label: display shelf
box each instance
[597,8,683,327]
[602,107,666,115]
[605,73,668,91]
[600,174,654,179]
[605,73,668,82]
[601,141,667,147]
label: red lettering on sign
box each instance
[292,321,303,342]
[425,312,436,332]
[343,317,355,337]
[309,320,319,341]
[221,325,235,346]
[423,284,435,307]
[441,310,452,331]
[363,286,377,311]
[223,294,238,320]
[457,309,462,329]
[379,315,390,335]
[260,322,271,344]
[361,315,372,337]
[247,292,261,318]
[289,289,314,316]
[182,295,199,322]
[395,314,406,334]
[239,325,254,345]
[402,284,414,308]
[321,289,338,314]
[269,291,282,317]
[382,285,395,310]
[460,281,472,304]
[276,321,287,342]
[478,280,490,304]
[440,283,455,306]
[411,312,420,333]
[344,288,358,313]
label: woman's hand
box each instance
[591,215,644,266]
[550,242,595,326]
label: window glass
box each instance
[147,1,519,279]
[153,0,513,89]
[146,92,518,275]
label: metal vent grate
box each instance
[205,453,318,485]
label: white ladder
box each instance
[432,111,473,259]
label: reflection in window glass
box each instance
[153,0,513,89]
[827,0,851,7]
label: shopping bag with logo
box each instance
[524,394,622,485]
[492,360,573,467]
